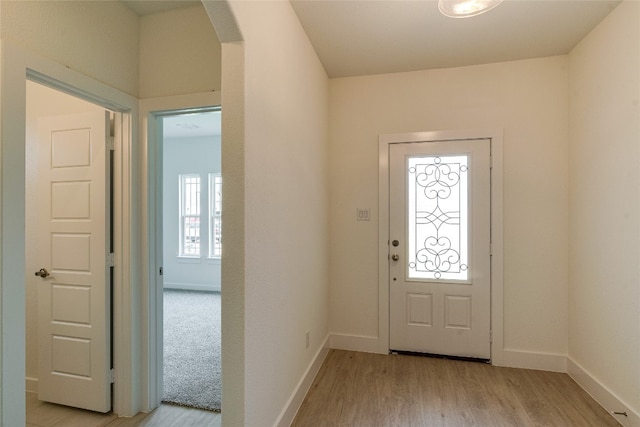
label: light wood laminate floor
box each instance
[27,350,622,426]
[292,350,621,427]
[26,392,220,427]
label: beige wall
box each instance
[223,1,330,425]
[568,0,640,418]
[139,4,221,99]
[1,2,222,100]
[0,1,139,97]
[329,56,570,359]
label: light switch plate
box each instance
[356,208,370,221]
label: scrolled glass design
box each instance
[407,155,469,281]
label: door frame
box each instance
[0,42,138,425]
[139,92,221,411]
[378,128,504,364]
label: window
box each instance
[209,174,222,258]
[179,174,201,257]
[177,173,222,258]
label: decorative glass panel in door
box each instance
[407,155,469,282]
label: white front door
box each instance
[35,111,112,412]
[388,138,491,360]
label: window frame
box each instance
[178,173,202,257]
[208,173,222,259]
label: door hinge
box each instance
[107,136,115,151]
[108,368,115,384]
[107,252,115,267]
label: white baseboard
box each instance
[274,334,330,427]
[568,357,640,427]
[329,333,386,354]
[26,377,38,393]
[499,348,567,372]
[163,282,220,293]
[329,336,567,372]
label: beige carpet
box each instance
[163,290,221,412]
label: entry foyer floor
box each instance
[27,349,621,426]
[26,392,220,427]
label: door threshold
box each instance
[389,350,490,364]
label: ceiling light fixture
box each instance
[438,0,504,18]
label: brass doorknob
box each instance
[35,268,50,278]
[391,254,399,261]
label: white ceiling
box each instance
[123,0,621,78]
[290,0,621,78]
[163,111,222,139]
[122,0,200,16]
[125,0,621,135]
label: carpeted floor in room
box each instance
[163,290,221,412]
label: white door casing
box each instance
[388,138,491,359]
[36,111,112,412]
[139,92,220,411]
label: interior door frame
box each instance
[0,42,138,425]
[139,92,221,411]
[378,128,504,365]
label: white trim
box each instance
[112,109,138,417]
[176,256,203,263]
[0,42,138,424]
[25,377,38,394]
[378,128,504,363]
[377,136,391,354]
[489,130,505,366]
[500,349,567,372]
[329,334,386,354]
[568,357,640,427]
[163,282,221,293]
[139,92,221,412]
[0,41,27,427]
[274,334,331,427]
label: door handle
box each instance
[391,254,400,261]
[35,268,50,278]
